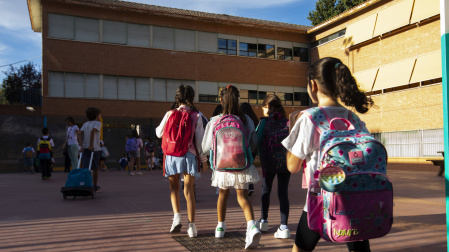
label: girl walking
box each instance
[202,85,261,249]
[282,57,373,252]
[255,94,291,239]
[156,85,208,238]
[127,130,143,175]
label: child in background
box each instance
[256,94,291,239]
[100,141,109,172]
[119,154,128,171]
[202,85,261,249]
[22,142,35,173]
[145,137,156,170]
[240,102,259,197]
[282,57,374,252]
[156,85,208,238]
[78,107,102,192]
[36,128,54,180]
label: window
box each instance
[118,77,135,100]
[293,47,309,62]
[311,29,346,47]
[175,29,195,52]
[65,73,84,98]
[278,47,293,60]
[218,39,237,55]
[198,32,218,53]
[103,75,118,99]
[278,92,294,106]
[294,92,309,106]
[75,17,100,42]
[103,20,127,44]
[198,81,218,103]
[240,90,258,104]
[153,78,167,101]
[48,72,64,97]
[239,42,257,57]
[85,74,100,98]
[153,26,174,50]
[127,23,150,47]
[199,95,218,103]
[258,44,275,59]
[48,14,74,40]
[258,91,275,104]
[136,78,150,101]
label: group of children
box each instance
[155,57,374,251]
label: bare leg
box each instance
[169,174,181,214]
[92,169,98,186]
[236,189,254,222]
[128,157,134,173]
[136,157,141,172]
[217,188,230,222]
[183,173,196,223]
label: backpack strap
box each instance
[348,110,363,129]
[301,107,331,134]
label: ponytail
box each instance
[173,85,198,112]
[222,85,247,125]
[309,57,373,114]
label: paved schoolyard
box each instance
[0,168,446,251]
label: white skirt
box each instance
[211,165,260,189]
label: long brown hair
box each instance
[171,85,198,112]
[222,85,247,125]
[262,94,286,119]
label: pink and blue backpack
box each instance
[210,115,254,172]
[304,107,393,243]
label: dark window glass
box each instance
[240,42,257,57]
[228,40,237,50]
[199,94,218,103]
[218,38,237,55]
[218,39,227,49]
[294,92,310,106]
[278,47,293,60]
[311,29,346,48]
[293,47,309,62]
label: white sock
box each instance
[189,222,195,227]
[280,224,288,231]
[247,220,255,230]
[174,213,181,219]
[218,221,226,228]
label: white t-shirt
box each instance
[282,106,368,211]
[80,121,102,151]
[66,125,79,146]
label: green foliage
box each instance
[1,62,41,104]
[308,0,366,26]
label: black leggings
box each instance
[295,211,371,252]
[260,172,290,225]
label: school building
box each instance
[22,0,443,170]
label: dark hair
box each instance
[212,104,223,117]
[261,94,286,119]
[86,107,101,121]
[42,127,49,135]
[66,117,75,124]
[171,85,198,112]
[26,142,31,146]
[131,129,139,138]
[147,136,152,141]
[240,102,259,126]
[222,85,247,125]
[308,57,373,114]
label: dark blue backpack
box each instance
[260,113,289,173]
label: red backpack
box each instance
[162,108,197,157]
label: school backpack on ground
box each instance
[210,115,254,172]
[259,112,289,173]
[303,107,393,243]
[162,108,197,157]
[125,138,138,153]
[146,141,155,152]
[37,137,52,160]
[24,147,34,158]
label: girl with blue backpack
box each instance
[202,85,261,249]
[255,94,291,239]
[283,57,375,252]
[156,85,208,238]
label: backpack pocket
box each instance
[325,176,393,242]
[214,127,247,171]
[307,190,324,234]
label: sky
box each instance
[0,0,318,81]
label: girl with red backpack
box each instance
[156,85,208,238]
[255,94,291,239]
[283,57,374,252]
[202,85,262,249]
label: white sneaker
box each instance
[129,172,134,176]
[137,172,143,175]
[187,223,197,238]
[215,224,226,238]
[170,216,182,233]
[274,228,290,239]
[256,219,268,232]
[245,225,262,249]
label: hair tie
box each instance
[335,63,341,69]
[226,84,232,90]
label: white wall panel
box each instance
[85,74,100,98]
[175,29,195,51]
[118,76,135,100]
[153,26,174,50]
[103,75,118,99]
[65,73,84,98]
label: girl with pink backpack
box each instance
[202,85,262,249]
[156,85,208,238]
[282,57,378,252]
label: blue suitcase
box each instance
[61,152,96,199]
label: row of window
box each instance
[47,13,309,62]
[47,71,310,106]
[311,29,346,48]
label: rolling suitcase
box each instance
[61,152,96,199]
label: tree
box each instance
[308,0,366,26]
[1,62,41,104]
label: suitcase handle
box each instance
[77,152,95,170]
